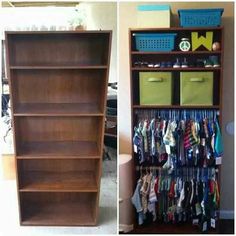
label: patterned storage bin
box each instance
[180,72,213,105]
[178,8,224,27]
[139,72,172,105]
[134,33,177,52]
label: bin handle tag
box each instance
[190,77,204,82]
[148,77,163,82]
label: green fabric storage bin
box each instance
[180,72,213,105]
[139,72,172,105]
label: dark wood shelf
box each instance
[133,105,220,109]
[17,141,100,159]
[7,30,112,34]
[7,30,111,226]
[19,171,98,192]
[129,26,223,234]
[130,27,223,32]
[11,69,107,110]
[105,133,117,138]
[10,65,108,69]
[14,103,104,116]
[131,51,222,55]
[132,67,221,71]
[7,32,111,67]
[21,195,96,226]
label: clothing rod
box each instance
[135,166,219,172]
[134,109,220,118]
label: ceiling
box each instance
[2,1,80,7]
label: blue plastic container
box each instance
[134,33,177,52]
[178,8,224,27]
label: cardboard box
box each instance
[137,5,171,28]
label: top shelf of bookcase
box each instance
[10,65,108,69]
[130,27,223,32]
[6,31,112,67]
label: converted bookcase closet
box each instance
[130,27,223,233]
[6,31,112,226]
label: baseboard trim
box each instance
[220,210,234,219]
[119,224,134,233]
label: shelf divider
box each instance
[10,65,108,70]
[19,171,98,192]
[17,141,101,159]
[131,51,222,55]
[133,105,220,109]
[131,67,221,71]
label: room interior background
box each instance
[119,1,234,219]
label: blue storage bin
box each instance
[178,8,224,27]
[133,33,177,52]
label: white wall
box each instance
[83,2,117,83]
[0,2,117,82]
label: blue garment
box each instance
[131,179,145,225]
[214,120,223,157]
[133,128,145,164]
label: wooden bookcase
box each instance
[6,31,112,226]
[129,27,223,233]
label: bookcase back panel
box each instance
[8,33,110,66]
[15,116,102,142]
[11,69,106,106]
[21,192,97,204]
[20,192,97,225]
[18,159,100,191]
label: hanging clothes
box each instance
[131,167,219,231]
[131,178,146,225]
[133,110,223,169]
[132,110,222,232]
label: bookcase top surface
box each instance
[129,26,223,31]
[5,30,112,35]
